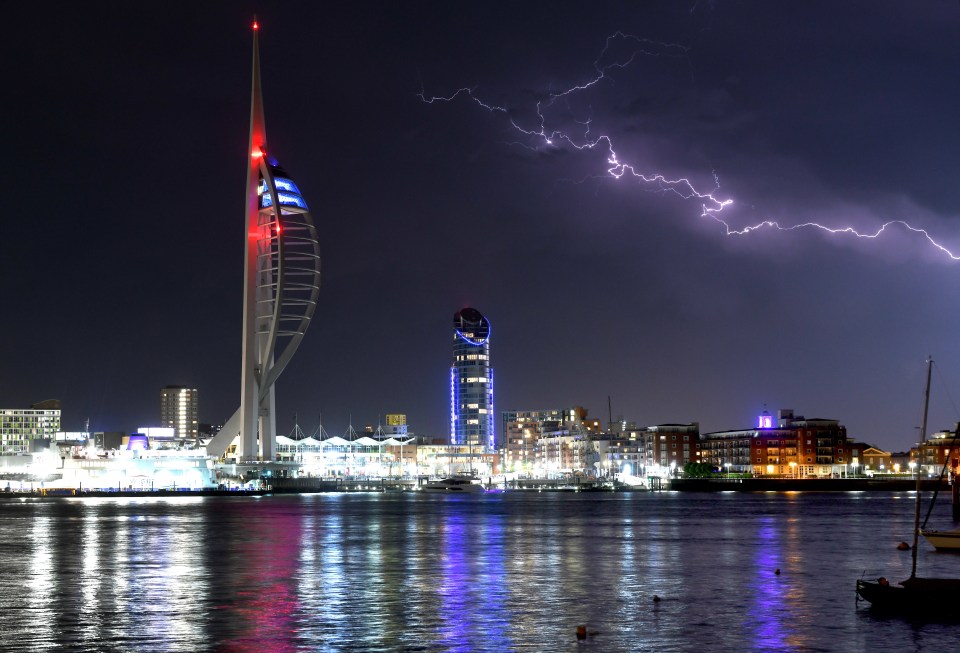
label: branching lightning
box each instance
[419,31,960,261]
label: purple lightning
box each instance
[419,31,960,262]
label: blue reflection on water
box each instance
[438,499,513,651]
[1,492,959,652]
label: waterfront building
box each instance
[207,20,322,462]
[451,307,494,448]
[0,401,61,455]
[160,386,198,443]
[701,409,863,477]
[861,446,893,473]
[915,430,959,476]
[534,427,597,475]
[637,423,701,475]
[501,407,587,474]
[414,443,501,477]
[272,434,498,478]
[593,432,644,478]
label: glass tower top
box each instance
[451,307,494,448]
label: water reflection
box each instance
[27,510,54,649]
[2,492,959,651]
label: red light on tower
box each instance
[251,149,263,159]
[253,19,259,31]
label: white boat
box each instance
[921,528,960,551]
[421,477,485,493]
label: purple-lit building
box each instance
[700,408,863,477]
[451,308,494,448]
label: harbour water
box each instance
[1,491,958,652]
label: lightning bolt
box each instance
[419,31,960,261]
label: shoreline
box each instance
[0,476,948,498]
[668,477,947,492]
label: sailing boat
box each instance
[919,426,960,551]
[856,358,960,613]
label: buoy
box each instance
[879,577,889,586]
[774,568,781,576]
[653,595,661,603]
[897,541,910,551]
[576,625,587,640]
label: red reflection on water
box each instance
[216,502,302,652]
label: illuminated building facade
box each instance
[160,386,198,442]
[502,407,587,472]
[915,430,959,476]
[0,401,61,455]
[207,21,321,462]
[700,408,863,477]
[637,423,701,474]
[451,307,494,448]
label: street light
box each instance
[789,461,797,479]
[724,462,731,478]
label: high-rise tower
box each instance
[207,20,321,461]
[160,386,198,442]
[451,307,494,448]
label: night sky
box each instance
[6,1,960,452]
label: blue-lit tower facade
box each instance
[451,308,494,448]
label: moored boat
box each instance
[855,576,960,614]
[921,528,960,552]
[421,477,485,493]
[855,358,960,614]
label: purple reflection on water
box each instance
[751,517,790,650]
[437,498,513,651]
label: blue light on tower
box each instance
[451,307,494,448]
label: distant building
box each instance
[451,308,494,448]
[0,400,61,455]
[637,423,701,474]
[915,430,959,476]
[701,408,863,477]
[501,407,587,473]
[861,446,893,473]
[381,414,409,437]
[535,427,597,474]
[160,386,198,443]
[593,433,643,477]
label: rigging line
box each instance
[932,359,960,421]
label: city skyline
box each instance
[5,2,960,452]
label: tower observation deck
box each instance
[207,21,321,461]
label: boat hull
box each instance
[420,478,485,493]
[857,577,960,615]
[921,529,960,551]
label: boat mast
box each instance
[911,357,933,579]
